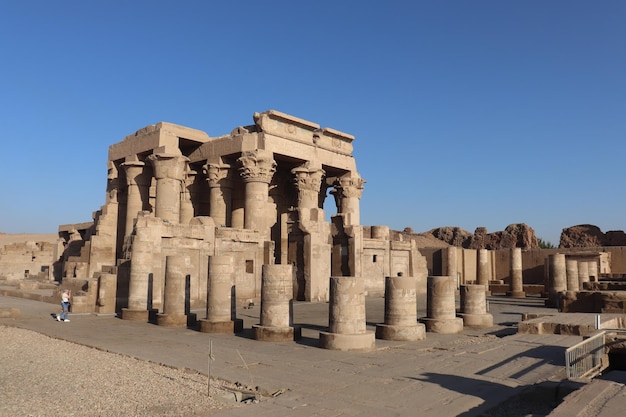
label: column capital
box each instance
[203,163,233,189]
[332,175,366,200]
[147,153,188,181]
[238,150,276,184]
[121,160,150,187]
[292,163,325,193]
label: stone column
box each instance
[376,274,426,341]
[547,253,567,307]
[121,161,149,239]
[147,153,188,223]
[319,277,375,351]
[578,261,590,290]
[566,258,579,291]
[199,255,243,333]
[588,261,599,282]
[238,150,276,234]
[292,162,332,302]
[157,255,189,328]
[422,276,463,333]
[477,249,491,295]
[231,186,245,228]
[330,174,365,226]
[372,226,391,279]
[179,167,196,225]
[459,284,493,327]
[253,264,301,341]
[292,163,325,210]
[121,227,153,321]
[446,247,459,287]
[507,248,526,298]
[203,163,233,227]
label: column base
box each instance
[421,317,464,334]
[198,318,243,334]
[156,313,188,328]
[319,331,375,351]
[375,323,426,341]
[121,308,149,322]
[507,291,526,298]
[459,313,493,328]
[252,325,301,342]
[0,308,20,318]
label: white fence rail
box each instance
[565,331,606,379]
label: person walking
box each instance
[57,289,71,322]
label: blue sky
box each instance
[0,1,624,245]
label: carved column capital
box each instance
[237,150,276,184]
[333,175,366,200]
[203,163,233,189]
[291,164,325,193]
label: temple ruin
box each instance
[52,110,427,323]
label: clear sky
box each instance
[0,1,624,246]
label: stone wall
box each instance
[0,240,61,281]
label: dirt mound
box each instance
[560,224,626,248]
[424,224,539,250]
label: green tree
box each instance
[537,238,556,249]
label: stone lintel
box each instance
[321,127,355,142]
[255,110,320,131]
[390,241,412,251]
[363,239,388,250]
[215,228,262,242]
[110,122,208,162]
[58,222,94,235]
[252,325,301,342]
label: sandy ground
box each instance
[0,325,252,416]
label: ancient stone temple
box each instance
[58,110,427,316]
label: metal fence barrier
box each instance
[565,331,606,379]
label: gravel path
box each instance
[0,325,249,416]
